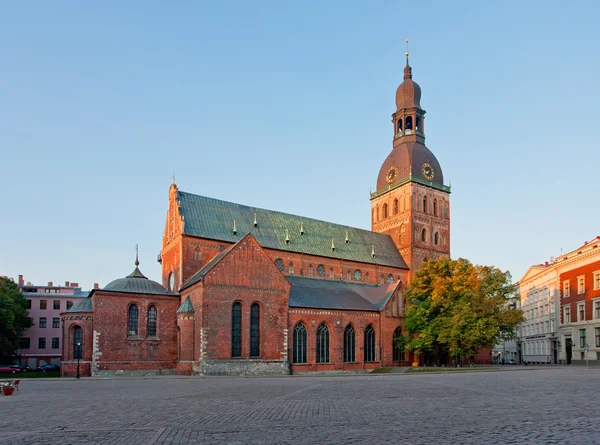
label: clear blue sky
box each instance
[1,1,599,289]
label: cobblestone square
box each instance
[1,368,598,444]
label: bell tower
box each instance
[371,46,451,274]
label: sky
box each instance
[1,1,599,290]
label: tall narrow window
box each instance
[232,302,242,357]
[393,199,398,214]
[128,305,138,336]
[421,228,427,242]
[364,325,376,362]
[423,197,428,214]
[344,325,356,363]
[442,233,447,246]
[329,267,334,279]
[308,265,314,277]
[316,323,330,363]
[288,262,295,274]
[383,203,388,218]
[293,323,307,363]
[250,303,260,357]
[393,327,403,362]
[73,326,82,360]
[434,232,439,245]
[433,199,438,216]
[148,305,157,337]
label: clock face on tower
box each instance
[422,163,434,180]
[386,165,399,183]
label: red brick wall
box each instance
[560,259,600,323]
[92,291,179,372]
[61,314,93,377]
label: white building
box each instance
[492,296,520,364]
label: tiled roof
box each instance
[287,276,398,312]
[177,191,408,269]
[104,267,176,296]
[177,296,195,313]
[66,297,93,313]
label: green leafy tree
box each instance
[0,277,33,362]
[402,257,524,364]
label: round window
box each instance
[274,258,285,272]
[317,264,325,276]
[387,274,394,284]
[354,270,362,281]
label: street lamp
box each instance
[76,342,81,379]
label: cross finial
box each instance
[135,244,140,267]
[405,38,409,62]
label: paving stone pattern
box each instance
[1,367,599,444]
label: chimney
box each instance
[93,283,99,289]
[71,282,79,288]
[18,275,24,286]
[65,281,70,287]
[48,281,53,287]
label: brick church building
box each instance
[61,57,451,377]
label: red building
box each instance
[61,57,452,376]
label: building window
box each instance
[423,197,428,214]
[128,305,139,336]
[329,268,334,279]
[52,317,60,328]
[53,300,60,310]
[392,298,397,317]
[578,276,585,294]
[380,274,385,285]
[434,232,439,245]
[393,199,398,214]
[343,325,356,363]
[39,317,46,328]
[250,303,260,357]
[354,270,362,281]
[293,323,307,364]
[387,274,394,284]
[20,338,30,349]
[308,265,314,277]
[40,300,47,310]
[433,199,438,216]
[421,228,427,242]
[317,264,325,276]
[346,270,351,281]
[73,326,83,359]
[26,299,31,309]
[579,304,585,322]
[442,233,447,246]
[66,301,73,310]
[364,325,376,362]
[383,203,388,218]
[148,306,157,337]
[231,302,242,357]
[595,328,600,347]
[274,259,285,272]
[39,337,46,349]
[316,323,330,363]
[52,337,59,349]
[579,329,586,348]
[393,327,403,362]
[193,248,201,261]
[595,301,600,319]
[563,281,570,298]
[288,262,294,274]
[564,306,571,323]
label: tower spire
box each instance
[404,38,412,80]
[135,244,140,267]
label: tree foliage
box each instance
[401,257,524,361]
[0,277,33,362]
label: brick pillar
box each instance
[176,313,195,375]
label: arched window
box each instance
[423,196,428,214]
[444,202,449,218]
[421,228,427,242]
[393,199,398,214]
[308,265,314,277]
[364,325,376,362]
[344,325,356,363]
[383,203,388,218]
[274,258,285,271]
[393,327,403,362]
[73,326,83,360]
[397,119,402,133]
[147,305,157,337]
[346,270,351,281]
[250,303,260,357]
[387,274,394,284]
[380,274,385,285]
[193,248,201,261]
[128,304,138,336]
[416,116,421,131]
[288,262,294,274]
[405,116,413,130]
[433,199,438,216]
[392,298,397,317]
[329,267,334,279]
[293,323,307,364]
[231,302,242,357]
[434,232,439,245]
[316,323,330,363]
[442,233,447,246]
[365,272,369,283]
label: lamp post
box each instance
[76,342,81,379]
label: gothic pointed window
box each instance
[421,228,427,242]
[394,199,398,214]
[316,323,330,363]
[433,199,438,216]
[434,232,439,246]
[308,265,314,277]
[147,305,157,337]
[442,233,447,246]
[193,248,201,261]
[73,326,83,360]
[393,327,403,362]
[128,304,138,336]
[344,325,356,363]
[364,325,376,362]
[293,323,307,364]
[383,203,388,218]
[380,274,385,285]
[250,303,260,357]
[329,267,334,279]
[288,262,294,274]
[423,197,428,214]
[231,302,242,357]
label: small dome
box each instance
[104,265,174,296]
[395,64,422,111]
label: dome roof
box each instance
[376,141,444,191]
[104,260,174,296]
[395,63,421,111]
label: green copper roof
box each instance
[104,266,176,296]
[177,191,408,269]
[177,296,195,313]
[67,297,93,313]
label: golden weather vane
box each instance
[405,38,409,58]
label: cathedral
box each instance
[61,57,451,377]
